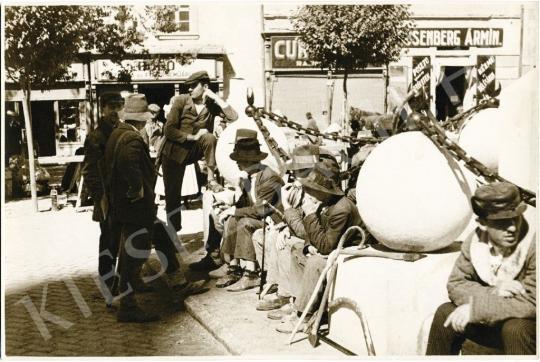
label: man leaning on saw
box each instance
[426,182,536,355]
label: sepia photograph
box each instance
[1,1,538,358]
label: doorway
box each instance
[435,66,466,121]
[137,84,175,123]
[31,101,56,157]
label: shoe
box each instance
[256,295,290,311]
[208,264,228,279]
[189,254,219,271]
[172,280,209,296]
[131,278,156,293]
[167,270,187,289]
[207,180,224,193]
[275,313,306,334]
[227,271,260,292]
[215,266,242,288]
[117,304,160,323]
[256,283,278,295]
[267,302,294,320]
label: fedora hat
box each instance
[229,129,268,162]
[118,94,153,122]
[287,145,320,171]
[471,182,527,220]
[299,159,344,196]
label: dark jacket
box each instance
[447,219,536,325]
[234,164,284,224]
[303,195,362,255]
[161,94,238,165]
[283,208,307,239]
[82,118,116,222]
[104,123,157,227]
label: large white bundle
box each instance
[497,69,538,191]
[356,132,475,252]
[458,107,502,171]
[215,115,290,185]
[458,69,538,188]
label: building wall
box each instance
[262,3,536,118]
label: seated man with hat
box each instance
[160,70,238,232]
[215,129,284,292]
[252,144,338,312]
[275,157,362,333]
[426,182,536,355]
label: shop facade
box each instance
[4,62,90,160]
[262,3,537,124]
[4,3,266,161]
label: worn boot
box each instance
[227,270,260,292]
[117,296,160,323]
[256,295,290,311]
[189,253,219,271]
[215,265,242,288]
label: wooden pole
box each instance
[21,85,38,212]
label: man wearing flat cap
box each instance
[82,92,124,298]
[160,70,238,232]
[426,182,536,355]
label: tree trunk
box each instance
[22,85,38,212]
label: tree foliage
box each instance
[293,5,414,72]
[5,5,144,90]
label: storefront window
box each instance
[58,100,81,143]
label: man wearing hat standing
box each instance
[276,158,362,333]
[105,94,187,322]
[160,70,238,232]
[215,129,284,291]
[83,92,124,298]
[140,103,163,152]
[426,182,536,355]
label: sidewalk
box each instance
[4,198,344,357]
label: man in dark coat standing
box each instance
[105,94,166,322]
[82,92,124,299]
[160,70,238,232]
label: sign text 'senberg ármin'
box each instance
[408,28,503,48]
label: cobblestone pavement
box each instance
[3,198,228,357]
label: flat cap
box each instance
[185,70,210,85]
[471,182,527,220]
[100,92,123,107]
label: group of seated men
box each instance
[189,127,368,333]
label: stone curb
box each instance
[184,296,243,356]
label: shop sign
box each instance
[411,56,431,95]
[408,28,503,48]
[271,35,318,69]
[96,58,216,81]
[476,55,496,100]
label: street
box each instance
[3,197,229,357]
